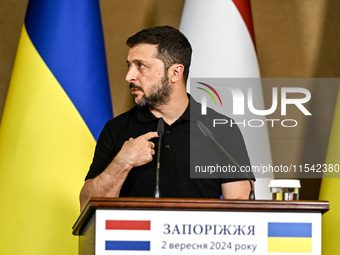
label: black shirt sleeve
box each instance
[85,119,117,180]
[219,121,255,183]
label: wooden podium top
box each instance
[72,198,329,235]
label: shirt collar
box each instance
[135,106,158,123]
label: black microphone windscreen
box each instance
[157,118,165,136]
[197,120,214,139]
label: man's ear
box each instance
[168,64,184,83]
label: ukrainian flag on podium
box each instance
[0,0,113,254]
[267,222,312,253]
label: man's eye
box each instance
[138,63,146,69]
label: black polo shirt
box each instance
[85,95,253,198]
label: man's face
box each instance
[125,44,171,108]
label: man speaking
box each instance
[79,26,254,210]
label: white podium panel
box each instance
[73,198,329,255]
[95,209,319,255]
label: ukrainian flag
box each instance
[267,222,312,253]
[318,84,340,255]
[0,0,113,254]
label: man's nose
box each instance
[125,66,137,83]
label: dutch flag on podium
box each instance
[105,220,151,251]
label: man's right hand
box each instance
[79,131,159,210]
[114,131,159,168]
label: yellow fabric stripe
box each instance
[267,237,312,253]
[319,85,340,255]
[0,26,95,255]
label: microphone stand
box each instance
[197,120,255,200]
[154,118,164,198]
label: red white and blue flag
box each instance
[105,220,151,251]
[180,0,273,199]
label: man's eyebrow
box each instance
[126,59,148,65]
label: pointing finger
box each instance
[142,131,159,141]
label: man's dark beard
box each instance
[130,76,171,109]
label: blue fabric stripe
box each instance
[24,0,113,140]
[268,222,312,238]
[105,241,151,251]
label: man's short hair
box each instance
[126,26,192,82]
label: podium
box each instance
[73,198,329,255]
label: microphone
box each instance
[196,120,255,200]
[154,118,165,198]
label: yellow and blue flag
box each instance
[267,222,312,253]
[0,0,113,254]
[319,85,340,255]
